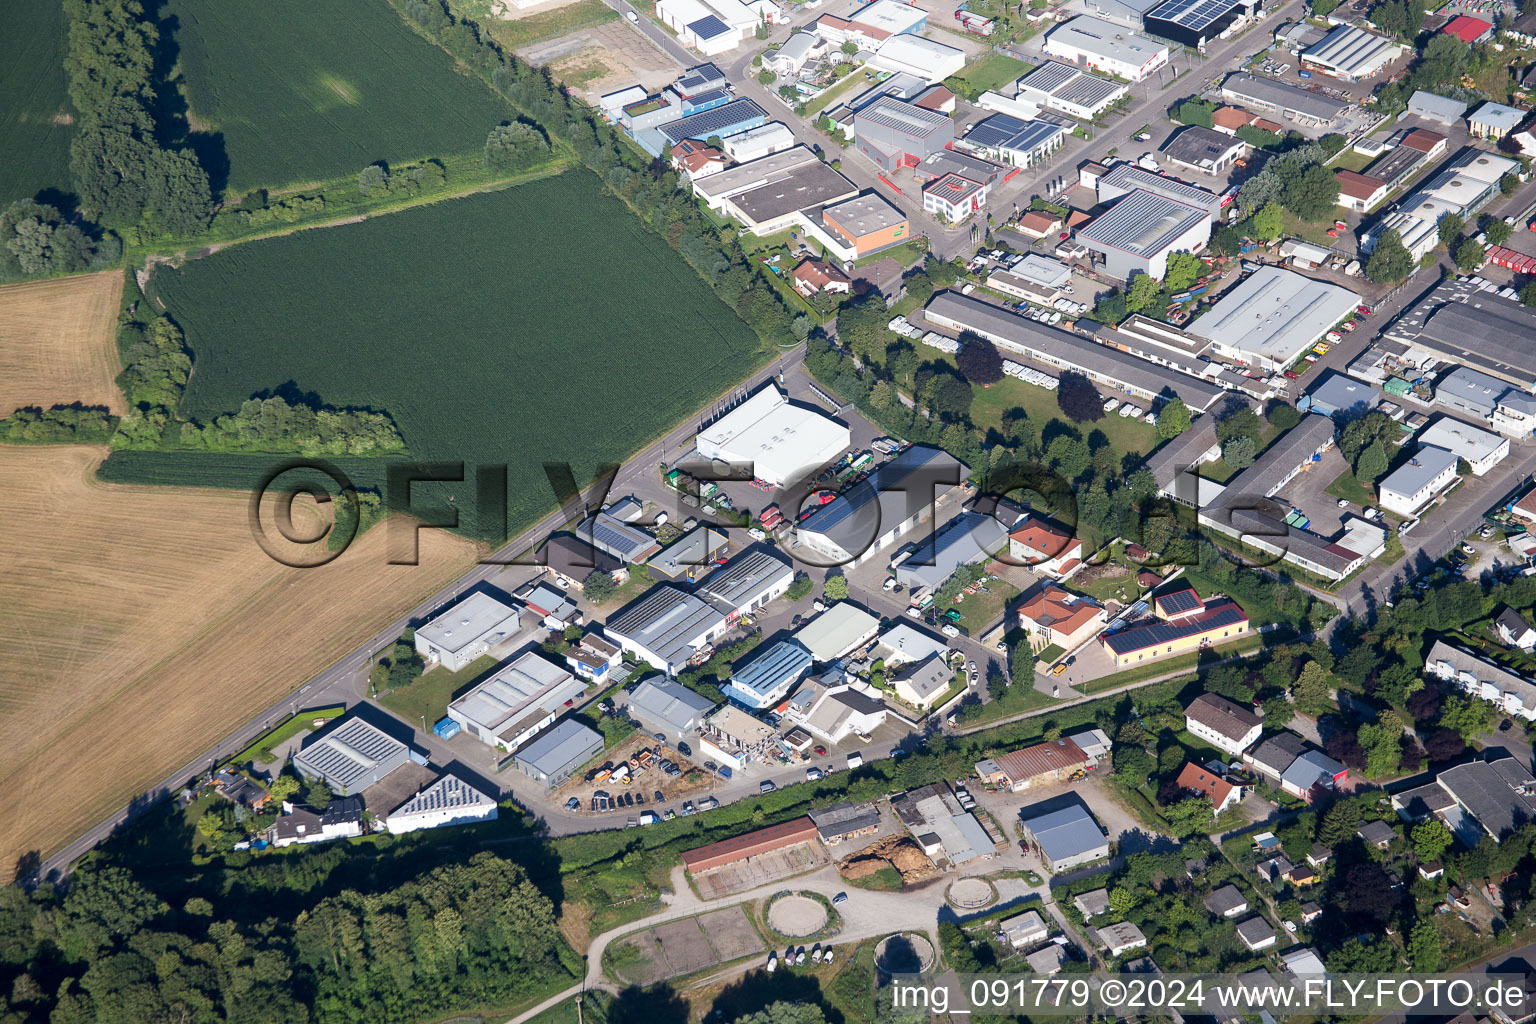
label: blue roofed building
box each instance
[891,510,1011,590]
[723,640,814,709]
[1301,371,1381,421]
[659,98,768,149]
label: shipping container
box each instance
[433,717,461,739]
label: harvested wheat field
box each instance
[0,445,481,877]
[0,271,125,417]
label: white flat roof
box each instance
[852,0,928,34]
[1188,266,1360,365]
[449,652,586,740]
[1419,416,1506,463]
[417,593,520,655]
[695,385,850,486]
[794,603,881,662]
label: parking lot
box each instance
[1271,443,1355,538]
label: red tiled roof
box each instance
[1009,516,1077,560]
[914,86,954,111]
[995,738,1089,784]
[1018,210,1062,234]
[682,817,819,872]
[1177,762,1238,808]
[1401,128,1447,153]
[792,259,850,290]
[1212,106,1255,131]
[1017,583,1103,638]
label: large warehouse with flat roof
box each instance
[1187,266,1361,372]
[1144,0,1260,50]
[1220,72,1348,124]
[695,384,850,487]
[1043,16,1170,81]
[1300,25,1403,81]
[1385,277,1536,390]
[1096,163,1224,220]
[1012,61,1128,120]
[923,291,1226,410]
[446,651,588,752]
[1078,190,1212,281]
[690,147,857,236]
[794,446,966,565]
[294,718,410,797]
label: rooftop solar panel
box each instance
[1146,0,1241,31]
[1103,604,1246,654]
[1156,588,1202,615]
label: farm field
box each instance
[139,172,761,540]
[460,0,621,50]
[165,0,519,192]
[0,271,125,417]
[0,0,74,206]
[0,444,480,878]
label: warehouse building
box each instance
[1144,0,1261,50]
[1301,370,1381,420]
[820,192,911,257]
[658,98,768,150]
[605,586,730,674]
[794,445,966,565]
[1379,445,1460,517]
[870,34,967,83]
[514,718,605,787]
[809,801,883,845]
[960,114,1067,168]
[415,592,521,672]
[1096,162,1224,220]
[721,121,797,163]
[695,384,850,488]
[977,737,1092,791]
[1385,277,1536,390]
[385,775,498,835]
[1417,416,1509,475]
[1394,754,1536,844]
[1220,72,1348,125]
[1018,800,1109,871]
[700,704,778,769]
[1161,125,1248,174]
[1407,90,1468,126]
[723,639,814,708]
[1334,168,1390,212]
[894,783,997,865]
[655,0,779,54]
[1013,61,1129,120]
[698,547,795,616]
[1300,25,1403,81]
[853,96,955,170]
[923,292,1227,411]
[876,622,950,666]
[717,160,858,236]
[447,651,589,752]
[793,603,882,662]
[1043,17,1170,82]
[646,527,729,583]
[1434,365,1536,438]
[682,817,820,874]
[626,676,717,738]
[891,510,1011,590]
[294,718,410,797]
[577,510,663,564]
[1188,267,1361,372]
[1442,14,1494,43]
[1078,189,1211,281]
[1470,101,1525,140]
[1363,148,1519,261]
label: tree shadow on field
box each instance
[709,969,841,1024]
[144,0,231,196]
[607,984,689,1024]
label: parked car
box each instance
[760,779,775,794]
[565,797,581,810]
[833,892,848,905]
[625,9,638,21]
[807,767,823,781]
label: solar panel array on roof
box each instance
[294,719,408,793]
[1102,603,1247,655]
[659,98,766,144]
[1156,587,1202,616]
[687,13,731,38]
[968,114,1065,157]
[1145,0,1241,31]
[1021,60,1079,92]
[1079,190,1208,257]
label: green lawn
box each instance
[1378,533,1406,565]
[1075,635,1266,693]
[1330,148,1378,173]
[380,654,499,727]
[953,53,1033,94]
[228,706,344,767]
[1326,469,1376,507]
[1281,209,1342,248]
[949,579,1021,637]
[806,69,870,117]
[967,374,1161,459]
[959,681,1053,724]
[856,236,927,269]
[1036,643,1066,665]
[1072,571,1140,605]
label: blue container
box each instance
[433,717,461,739]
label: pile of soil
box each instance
[838,836,937,884]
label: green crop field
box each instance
[123,172,761,540]
[165,0,519,193]
[0,0,74,206]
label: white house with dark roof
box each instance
[1185,692,1263,755]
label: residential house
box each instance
[1075,888,1111,917]
[1204,884,1249,918]
[791,259,853,298]
[892,654,953,711]
[1424,638,1536,720]
[1098,921,1149,957]
[565,632,623,683]
[999,910,1050,948]
[1184,692,1263,756]
[1497,608,1536,651]
[1177,762,1245,812]
[1017,583,1106,654]
[671,139,727,179]
[1008,515,1084,579]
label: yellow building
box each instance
[1099,585,1249,668]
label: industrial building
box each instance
[1300,25,1403,81]
[723,639,814,708]
[792,603,882,662]
[694,384,850,488]
[876,622,950,666]
[852,96,955,170]
[869,34,967,83]
[960,114,1067,168]
[654,0,780,54]
[1220,72,1348,124]
[894,783,997,865]
[1385,276,1536,390]
[625,676,717,738]
[1407,90,1468,125]
[786,677,889,742]
[1144,0,1260,50]
[415,592,521,672]
[1096,162,1224,220]
[689,146,859,236]
[1417,416,1509,475]
[700,704,778,769]
[1188,267,1360,372]
[1301,370,1381,420]
[819,192,910,257]
[294,718,410,797]
[1378,445,1460,517]
[512,718,604,787]
[1442,14,1494,43]
[1393,754,1536,844]
[1435,365,1536,438]
[850,0,929,36]
[976,737,1092,791]
[447,652,589,752]
[1043,17,1170,82]
[1012,61,1129,120]
[1018,800,1110,871]
[721,121,796,163]
[922,173,989,223]
[698,547,795,616]
[1078,189,1211,281]
[890,510,1010,590]
[1197,414,1368,581]
[385,775,498,835]
[1363,148,1520,261]
[658,98,768,150]
[605,586,730,674]
[680,817,820,874]
[1099,589,1250,667]
[808,801,883,845]
[922,292,1227,411]
[1470,101,1525,140]
[1334,168,1390,212]
[794,445,966,566]
[1160,125,1249,174]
